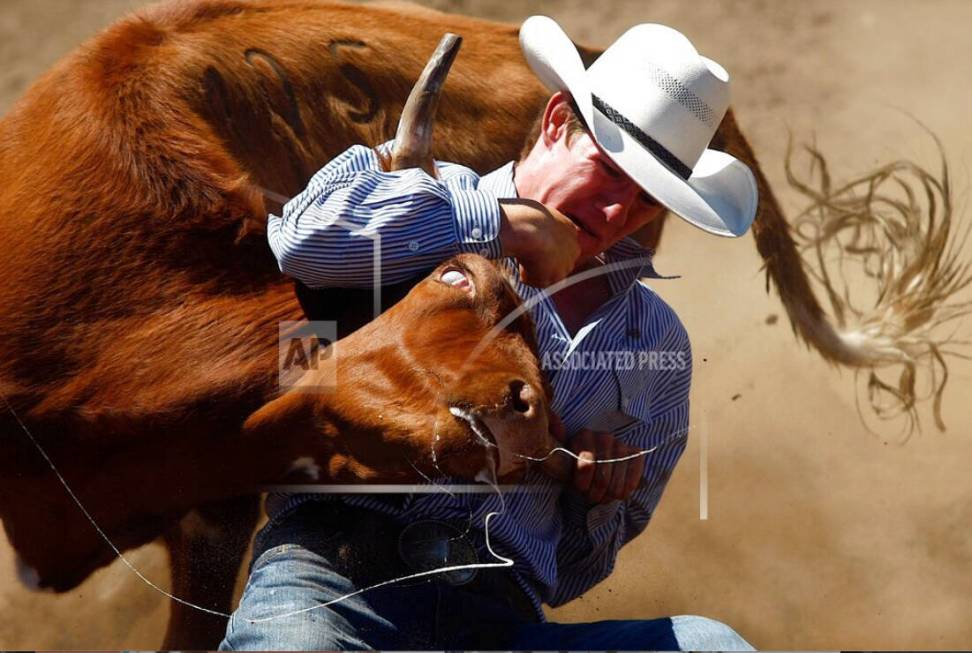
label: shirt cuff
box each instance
[561,488,622,533]
[450,188,504,259]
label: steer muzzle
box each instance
[445,372,556,483]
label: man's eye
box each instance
[639,190,660,206]
[599,159,622,178]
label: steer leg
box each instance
[161,494,261,650]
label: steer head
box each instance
[245,34,564,485]
[245,253,558,484]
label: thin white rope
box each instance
[0,390,232,618]
[0,218,675,622]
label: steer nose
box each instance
[508,379,539,418]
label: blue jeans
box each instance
[220,503,754,650]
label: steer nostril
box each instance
[508,380,536,415]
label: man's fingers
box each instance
[571,429,597,494]
[586,432,615,503]
[622,453,644,499]
[519,264,561,289]
[569,430,649,504]
[607,441,630,501]
[518,263,542,288]
[574,450,596,494]
[588,459,608,504]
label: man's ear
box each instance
[541,91,573,147]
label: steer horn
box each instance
[386,33,463,176]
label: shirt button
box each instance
[471,227,483,238]
[408,240,420,252]
[621,396,630,409]
[627,328,641,339]
[479,248,489,257]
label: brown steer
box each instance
[0,3,576,648]
[0,0,946,647]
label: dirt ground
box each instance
[2,0,971,649]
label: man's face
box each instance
[532,126,666,258]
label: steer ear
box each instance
[241,390,331,456]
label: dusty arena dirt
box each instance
[2,0,972,648]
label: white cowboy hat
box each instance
[519,16,758,237]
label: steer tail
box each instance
[717,111,972,434]
[382,33,463,177]
[715,112,842,359]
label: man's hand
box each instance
[498,198,581,287]
[569,429,646,504]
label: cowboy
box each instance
[221,16,758,651]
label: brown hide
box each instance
[0,0,550,594]
[0,0,802,642]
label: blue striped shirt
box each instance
[266,143,692,616]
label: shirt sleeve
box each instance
[546,406,689,607]
[546,309,693,608]
[267,142,504,288]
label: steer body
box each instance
[0,0,543,600]
[0,0,792,647]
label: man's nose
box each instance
[603,183,641,225]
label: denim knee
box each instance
[670,615,755,651]
[219,543,383,651]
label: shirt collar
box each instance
[601,237,675,294]
[479,161,518,198]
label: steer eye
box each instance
[439,266,474,295]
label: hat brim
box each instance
[519,17,596,131]
[520,16,758,238]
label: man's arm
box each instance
[547,405,689,607]
[267,143,581,289]
[546,305,692,607]
[267,144,502,288]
